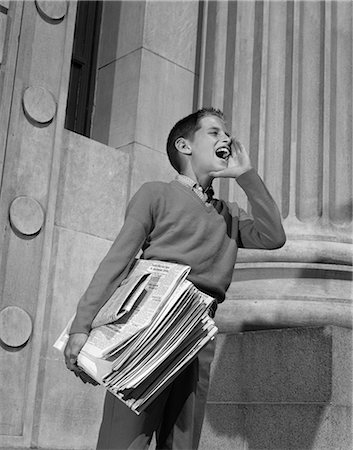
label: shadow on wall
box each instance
[202,326,352,450]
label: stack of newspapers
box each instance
[54,259,218,415]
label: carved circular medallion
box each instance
[9,196,45,236]
[23,86,57,126]
[35,0,68,22]
[0,306,33,348]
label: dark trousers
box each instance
[96,339,216,450]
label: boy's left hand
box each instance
[210,139,252,179]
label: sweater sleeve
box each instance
[235,169,286,249]
[69,184,154,335]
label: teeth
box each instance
[216,148,230,160]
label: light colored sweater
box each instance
[70,169,286,335]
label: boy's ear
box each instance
[175,137,192,155]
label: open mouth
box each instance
[215,147,230,161]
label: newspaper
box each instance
[54,259,218,414]
[91,272,152,328]
[54,259,190,357]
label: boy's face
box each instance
[186,115,232,178]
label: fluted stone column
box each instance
[197,3,352,446]
[197,0,352,332]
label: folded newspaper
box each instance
[54,259,218,415]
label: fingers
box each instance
[64,342,78,370]
[64,345,98,385]
[63,333,97,385]
[65,355,98,385]
[230,138,252,174]
[210,137,252,179]
[231,137,246,155]
[65,351,80,372]
[64,333,88,372]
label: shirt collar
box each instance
[176,174,199,190]
[175,174,214,202]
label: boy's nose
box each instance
[220,134,231,145]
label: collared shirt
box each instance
[176,174,214,203]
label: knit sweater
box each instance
[70,169,286,335]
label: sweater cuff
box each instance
[236,168,262,189]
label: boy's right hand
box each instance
[64,333,98,385]
[210,139,252,179]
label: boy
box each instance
[64,107,286,449]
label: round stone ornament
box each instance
[23,86,57,126]
[0,306,33,348]
[9,196,45,236]
[35,0,68,22]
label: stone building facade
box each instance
[0,1,351,449]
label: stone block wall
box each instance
[91,0,198,195]
[199,326,352,450]
[36,130,130,449]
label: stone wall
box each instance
[0,1,80,448]
[200,326,352,450]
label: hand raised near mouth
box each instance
[215,147,231,160]
[210,139,252,179]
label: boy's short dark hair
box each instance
[166,107,225,173]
